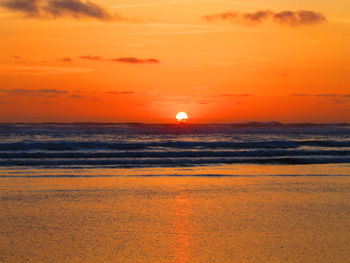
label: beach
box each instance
[1,175,350,263]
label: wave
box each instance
[1,156,350,167]
[0,149,349,159]
[1,139,350,151]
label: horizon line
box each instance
[0,121,349,125]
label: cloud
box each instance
[203,10,326,26]
[78,55,160,64]
[69,94,84,98]
[274,10,326,26]
[111,57,160,64]
[37,89,67,94]
[292,93,309,96]
[292,93,350,105]
[0,0,127,21]
[203,12,238,22]
[68,94,100,101]
[110,0,195,9]
[0,88,67,96]
[315,94,350,98]
[106,91,135,95]
[155,93,253,106]
[0,65,92,75]
[0,0,39,16]
[222,93,252,97]
[292,93,350,99]
[79,55,102,60]
[243,10,271,23]
[0,88,67,94]
[60,57,73,62]
[43,0,112,20]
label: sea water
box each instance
[0,122,349,177]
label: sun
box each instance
[176,112,188,122]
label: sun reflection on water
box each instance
[173,193,192,263]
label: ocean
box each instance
[0,122,349,177]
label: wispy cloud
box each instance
[222,93,252,97]
[0,0,128,21]
[292,93,350,106]
[0,88,67,96]
[0,65,92,75]
[151,93,253,106]
[79,55,160,64]
[109,0,195,9]
[203,10,326,26]
[111,57,159,64]
[44,0,112,20]
[68,94,99,101]
[68,94,84,98]
[60,57,73,62]
[106,91,135,95]
[79,55,102,61]
[292,93,350,98]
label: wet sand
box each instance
[1,176,350,263]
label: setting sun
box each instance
[176,112,188,122]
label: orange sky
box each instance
[0,0,349,123]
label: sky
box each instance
[0,0,349,123]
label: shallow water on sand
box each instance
[1,176,350,263]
